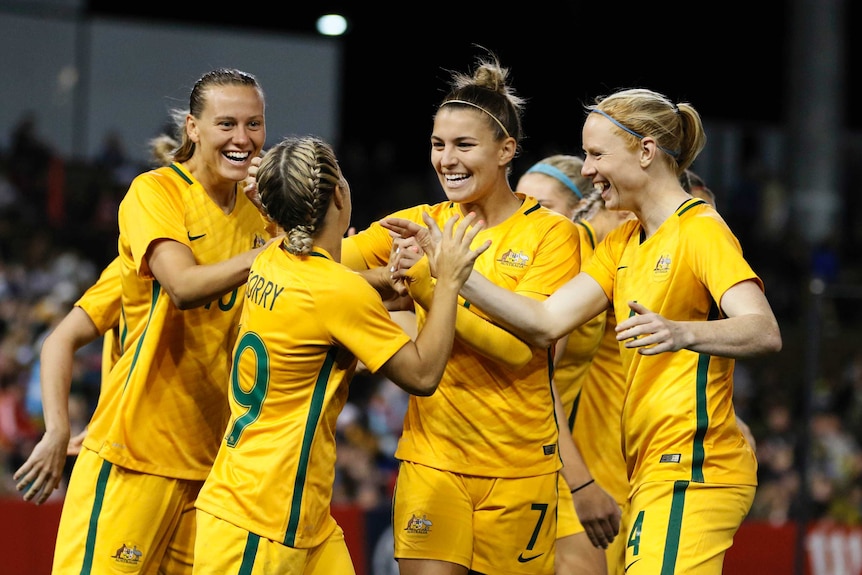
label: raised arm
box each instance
[378,213,491,394]
[403,256,533,370]
[381,213,609,348]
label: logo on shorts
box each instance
[517,551,544,563]
[111,542,143,566]
[404,513,433,535]
[543,444,557,456]
[660,453,681,463]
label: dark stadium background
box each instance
[87,0,862,169]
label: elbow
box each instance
[522,317,566,350]
[522,330,555,350]
[164,287,201,310]
[407,372,443,397]
[763,317,782,354]
[401,383,437,397]
[749,326,781,357]
[411,385,437,398]
[767,329,783,354]
[171,296,197,311]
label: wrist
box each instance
[569,478,595,494]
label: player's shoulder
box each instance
[523,199,580,238]
[604,218,641,245]
[127,164,190,198]
[680,200,732,234]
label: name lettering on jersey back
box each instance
[246,271,284,310]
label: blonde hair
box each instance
[257,136,341,255]
[571,187,604,223]
[587,88,706,175]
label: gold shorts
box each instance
[623,480,755,574]
[193,509,354,575]
[392,461,557,575]
[52,446,201,575]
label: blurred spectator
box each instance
[808,409,862,520]
[0,367,40,495]
[95,130,140,188]
[7,112,52,214]
[750,396,802,524]
[836,350,862,440]
[333,402,387,510]
[366,377,409,494]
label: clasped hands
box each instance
[381,211,474,293]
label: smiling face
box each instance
[186,84,266,193]
[430,106,513,207]
[581,112,644,212]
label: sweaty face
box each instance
[516,172,575,218]
[188,85,266,189]
[430,107,507,205]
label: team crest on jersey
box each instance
[111,542,143,567]
[404,513,433,535]
[253,233,266,248]
[653,253,671,279]
[498,249,530,269]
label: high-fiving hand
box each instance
[381,211,456,280]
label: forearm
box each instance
[460,270,557,348]
[679,314,781,358]
[554,381,592,489]
[39,360,72,438]
[357,266,397,298]
[39,328,90,437]
[166,249,260,309]
[463,271,610,349]
[410,264,532,370]
[395,280,461,394]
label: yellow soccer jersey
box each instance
[74,256,123,415]
[344,194,579,477]
[75,256,122,337]
[573,312,630,506]
[84,163,269,480]
[195,242,412,548]
[583,198,760,489]
[555,220,605,425]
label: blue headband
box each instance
[589,108,680,158]
[526,163,583,199]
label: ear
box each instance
[639,137,658,167]
[332,183,345,210]
[186,114,200,143]
[498,136,517,166]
